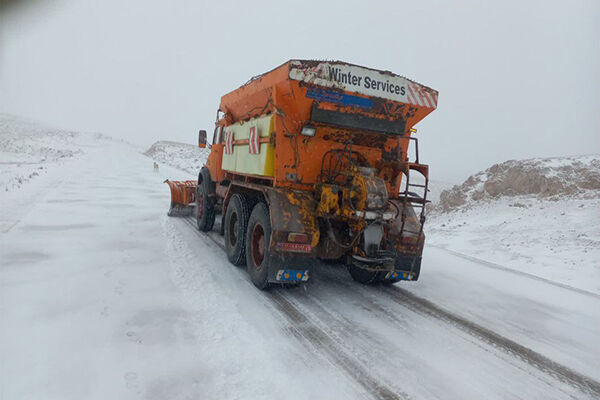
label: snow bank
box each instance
[144,141,209,176]
[436,155,600,212]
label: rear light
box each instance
[287,232,309,243]
[301,125,316,137]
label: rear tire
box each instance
[196,168,215,232]
[224,194,249,266]
[246,203,271,290]
[347,262,379,284]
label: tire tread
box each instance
[225,194,249,266]
[246,202,271,290]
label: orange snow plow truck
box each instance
[166,60,438,289]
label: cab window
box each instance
[213,126,222,144]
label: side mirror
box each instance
[198,130,207,148]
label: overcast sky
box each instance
[1,0,598,182]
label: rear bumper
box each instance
[264,250,422,283]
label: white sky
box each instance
[1,0,599,182]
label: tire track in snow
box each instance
[381,286,600,398]
[269,292,407,400]
[178,215,600,398]
[180,216,406,400]
[311,266,600,397]
[310,268,600,398]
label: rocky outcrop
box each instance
[437,155,600,212]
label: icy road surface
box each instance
[1,140,599,400]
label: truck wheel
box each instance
[347,263,379,284]
[224,194,249,266]
[196,168,215,232]
[246,202,271,290]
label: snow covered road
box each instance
[2,140,599,399]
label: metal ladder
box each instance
[398,162,429,240]
[396,135,429,273]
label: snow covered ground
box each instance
[1,114,82,192]
[427,155,600,295]
[428,196,600,294]
[2,122,600,399]
[0,114,133,233]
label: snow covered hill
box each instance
[427,155,600,294]
[144,141,209,176]
[436,155,600,212]
[0,114,117,192]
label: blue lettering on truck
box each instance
[306,88,373,109]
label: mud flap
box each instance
[263,188,320,284]
[266,252,314,284]
[393,254,422,281]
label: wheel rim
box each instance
[197,193,204,220]
[251,223,265,269]
[228,212,238,246]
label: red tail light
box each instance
[287,232,309,243]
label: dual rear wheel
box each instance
[224,194,248,266]
[219,192,398,288]
[224,195,271,289]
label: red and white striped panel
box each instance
[248,125,260,155]
[406,82,438,109]
[224,130,234,154]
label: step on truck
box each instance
[166,60,439,289]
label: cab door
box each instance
[206,123,226,183]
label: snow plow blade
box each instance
[165,179,197,217]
